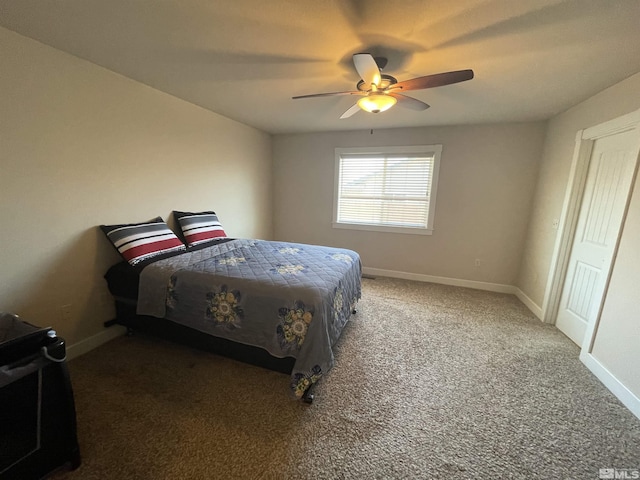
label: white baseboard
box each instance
[580,351,640,421]
[66,325,126,361]
[362,267,515,294]
[361,267,545,320]
[514,288,543,320]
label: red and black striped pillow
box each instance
[101,217,186,266]
[173,211,227,248]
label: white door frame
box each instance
[541,108,640,326]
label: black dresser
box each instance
[0,313,80,479]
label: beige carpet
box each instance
[51,277,640,479]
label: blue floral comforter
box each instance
[136,239,361,398]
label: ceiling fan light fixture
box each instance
[357,93,397,113]
[292,54,473,119]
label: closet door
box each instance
[555,128,639,345]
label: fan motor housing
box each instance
[357,74,398,91]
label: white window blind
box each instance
[334,145,441,234]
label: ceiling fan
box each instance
[292,53,474,119]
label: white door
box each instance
[556,129,640,345]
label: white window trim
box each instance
[333,145,442,235]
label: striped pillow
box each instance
[101,217,186,266]
[173,211,227,248]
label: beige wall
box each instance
[517,72,640,307]
[273,123,546,286]
[0,28,272,345]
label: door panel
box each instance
[556,129,639,345]
[565,261,599,321]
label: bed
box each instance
[102,213,361,401]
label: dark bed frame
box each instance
[103,298,324,402]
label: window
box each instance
[333,145,442,235]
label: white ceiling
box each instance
[1,0,639,134]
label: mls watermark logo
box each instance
[600,468,640,479]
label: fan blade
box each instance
[391,69,474,92]
[389,93,430,111]
[292,91,363,99]
[353,53,381,88]
[340,103,361,119]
